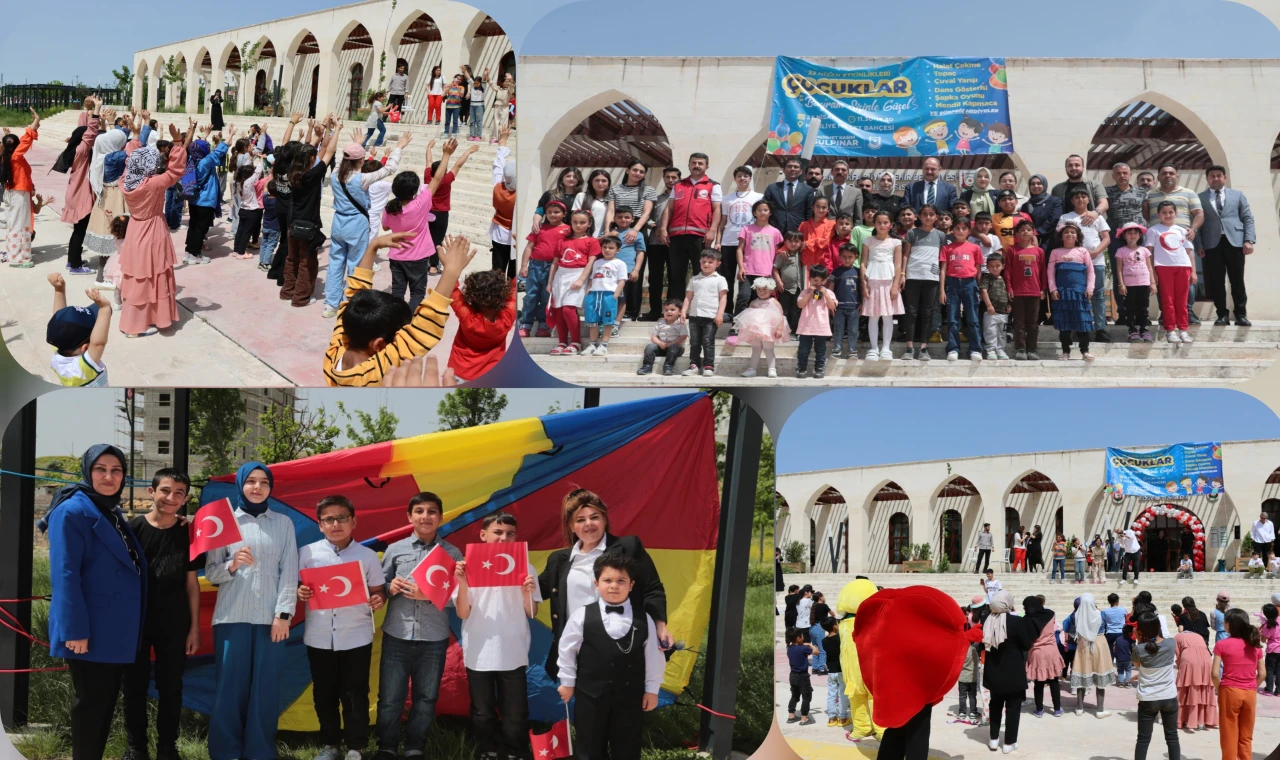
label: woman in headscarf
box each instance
[210,89,225,131]
[61,98,103,274]
[1174,626,1218,730]
[43,444,147,760]
[203,462,299,760]
[1024,595,1065,717]
[962,167,999,217]
[1069,592,1116,717]
[119,120,191,338]
[183,128,232,266]
[84,116,132,280]
[1025,525,1044,573]
[870,171,901,220]
[982,590,1037,754]
[1020,174,1064,251]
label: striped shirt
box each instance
[299,538,385,651]
[607,183,658,222]
[1144,186,1202,228]
[381,534,464,642]
[205,507,299,626]
[324,267,452,386]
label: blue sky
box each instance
[4,0,1277,85]
[776,389,1280,474]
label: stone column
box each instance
[184,65,200,114]
[147,71,159,112]
[131,60,146,110]
[315,54,336,120]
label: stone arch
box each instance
[537,88,674,187]
[1126,503,1209,571]
[189,46,211,111]
[808,486,849,574]
[387,11,443,125]
[136,58,150,108]
[463,15,511,135]
[152,55,168,109]
[215,41,241,72]
[939,508,963,564]
[550,97,672,191]
[930,475,983,562]
[287,30,321,115]
[332,21,376,119]
[1004,470,1063,545]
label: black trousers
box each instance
[989,691,1023,744]
[427,209,449,270]
[778,290,800,334]
[67,213,92,268]
[1135,697,1180,760]
[1059,330,1090,354]
[787,672,812,715]
[234,208,263,253]
[1124,285,1152,332]
[1203,240,1247,319]
[467,667,528,758]
[622,267,644,320]
[645,242,670,316]
[390,257,430,312]
[307,644,373,750]
[668,235,704,303]
[688,316,717,369]
[1256,541,1273,563]
[185,205,216,256]
[975,549,991,573]
[1033,679,1061,712]
[491,240,515,279]
[388,94,405,109]
[877,703,932,760]
[902,279,938,343]
[1122,551,1141,581]
[69,659,126,760]
[123,621,188,753]
[719,245,738,316]
[574,691,642,760]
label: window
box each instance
[158,440,170,455]
[941,510,962,563]
[889,512,910,564]
[348,63,364,118]
[158,417,170,431]
[158,393,171,406]
[1005,507,1020,550]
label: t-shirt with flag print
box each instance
[554,235,601,269]
[1145,224,1194,268]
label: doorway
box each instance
[1142,517,1193,572]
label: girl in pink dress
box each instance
[1024,596,1066,717]
[119,124,188,337]
[1175,629,1217,730]
[732,277,789,379]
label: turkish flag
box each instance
[529,719,571,759]
[465,541,529,588]
[300,560,369,611]
[189,498,243,560]
[410,544,457,610]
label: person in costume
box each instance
[836,578,882,740]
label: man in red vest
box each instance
[655,153,722,302]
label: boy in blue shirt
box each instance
[606,207,647,328]
[1100,593,1127,656]
[830,243,861,358]
[1113,624,1134,687]
[785,627,818,726]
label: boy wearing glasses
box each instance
[296,496,387,760]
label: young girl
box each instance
[1007,219,1047,360]
[363,91,387,148]
[1048,222,1096,361]
[1072,539,1087,584]
[1114,222,1157,342]
[735,200,784,317]
[957,604,984,722]
[1011,526,1026,572]
[795,265,838,379]
[1089,537,1106,584]
[426,65,445,125]
[443,74,467,137]
[0,108,39,266]
[1213,608,1264,759]
[734,277,788,379]
[1132,612,1179,760]
[230,161,264,260]
[799,196,835,274]
[467,75,485,142]
[1051,535,1067,583]
[1175,628,1217,730]
[807,591,830,674]
[1258,603,1280,695]
[1145,200,1196,343]
[449,270,516,381]
[901,204,945,361]
[1069,593,1115,718]
[582,169,611,238]
[519,200,569,337]
[1025,595,1065,718]
[860,210,904,361]
[381,140,458,311]
[547,209,600,355]
[226,137,252,237]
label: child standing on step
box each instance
[582,237,628,356]
[830,245,861,359]
[519,200,569,338]
[733,277,788,379]
[785,627,818,726]
[547,209,600,356]
[1007,219,1047,361]
[1145,201,1196,344]
[773,231,805,335]
[796,265,838,380]
[860,210,903,361]
[1115,222,1156,342]
[681,250,728,377]
[1048,222,1096,361]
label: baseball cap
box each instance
[997,189,1018,200]
[1217,591,1231,603]
[47,304,98,353]
[343,143,367,161]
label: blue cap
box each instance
[47,304,99,352]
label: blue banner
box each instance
[1105,442,1225,500]
[768,56,1013,158]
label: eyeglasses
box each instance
[319,515,352,526]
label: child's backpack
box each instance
[180,162,201,201]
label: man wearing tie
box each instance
[763,156,815,234]
[819,159,864,221]
[1197,165,1256,326]
[903,157,958,213]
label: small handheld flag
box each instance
[529,717,571,759]
[409,544,457,609]
[465,541,529,588]
[189,498,242,560]
[300,561,369,611]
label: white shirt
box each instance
[983,578,1003,602]
[1250,557,1265,568]
[566,540,606,617]
[1145,224,1194,268]
[369,178,393,239]
[720,190,764,246]
[1123,529,1140,554]
[1013,533,1025,550]
[454,560,542,671]
[298,538,384,651]
[590,258,628,292]
[1253,519,1276,544]
[686,272,729,318]
[1058,211,1111,266]
[796,597,813,626]
[556,598,665,695]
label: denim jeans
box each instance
[444,107,461,135]
[375,634,449,755]
[826,671,850,720]
[521,259,551,330]
[1091,263,1107,330]
[258,227,280,267]
[325,226,367,309]
[1051,557,1065,581]
[809,625,827,670]
[688,316,717,369]
[1074,558,1085,582]
[362,120,386,148]
[797,335,828,372]
[1134,697,1180,760]
[945,277,982,355]
[832,308,858,355]
[469,103,484,138]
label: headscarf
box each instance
[1026,174,1050,206]
[234,461,274,516]
[123,146,160,192]
[52,125,88,174]
[502,156,516,191]
[188,139,210,169]
[1271,592,1280,607]
[90,128,129,197]
[37,444,128,532]
[103,151,128,185]
[1022,595,1053,638]
[1074,592,1103,643]
[983,590,1016,651]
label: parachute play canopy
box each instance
[183,392,721,728]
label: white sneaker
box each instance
[1166,330,1182,343]
[996,350,1010,360]
[702,367,715,377]
[767,368,778,379]
[865,350,880,362]
[947,351,959,361]
[878,348,893,360]
[322,306,338,319]
[989,739,1000,751]
[681,366,700,376]
[595,345,609,356]
[1002,742,1018,754]
[582,343,597,356]
[742,368,757,378]
[1075,708,1084,716]
[970,352,983,361]
[1096,710,1111,719]
[1180,330,1193,343]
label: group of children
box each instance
[781,584,849,727]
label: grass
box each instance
[12,552,774,760]
[0,106,71,127]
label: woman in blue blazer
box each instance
[44,443,147,760]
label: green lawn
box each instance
[0,107,72,128]
[13,554,774,760]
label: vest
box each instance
[492,184,515,231]
[667,176,718,237]
[575,603,648,701]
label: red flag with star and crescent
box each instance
[410,544,457,609]
[299,560,369,611]
[189,498,243,560]
[465,541,529,588]
[529,718,571,759]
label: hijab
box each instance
[52,125,88,174]
[90,129,129,197]
[37,444,128,532]
[983,590,1016,651]
[1026,174,1050,206]
[501,156,516,191]
[1022,595,1053,638]
[235,461,273,516]
[123,146,160,192]
[1075,592,1102,643]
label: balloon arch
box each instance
[1129,504,1206,571]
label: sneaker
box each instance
[314,747,343,760]
[535,328,552,338]
[985,350,996,360]
[1129,331,1141,342]
[1075,708,1084,716]
[1096,710,1111,719]
[917,347,931,361]
[1032,710,1044,718]
[195,255,211,264]
[1026,351,1040,361]
[901,350,914,361]
[682,366,701,376]
[989,739,1000,751]
[637,366,653,375]
[663,365,675,376]
[1053,709,1063,717]
[767,368,778,379]
[970,352,983,361]
[1180,330,1193,343]
[1002,743,1018,754]
[322,306,338,318]
[996,350,1009,360]
[1140,330,1154,342]
[372,262,382,272]
[595,345,609,356]
[947,351,959,361]
[549,344,567,356]
[1166,330,1182,343]
[814,369,825,379]
[258,262,271,272]
[786,715,801,724]
[865,350,879,362]
[66,266,95,275]
[797,368,809,378]
[611,324,620,338]
[742,369,758,378]
[582,343,597,356]
[1082,352,1095,362]
[702,367,715,377]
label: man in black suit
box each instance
[902,157,959,213]
[763,156,815,234]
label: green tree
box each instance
[436,389,508,431]
[336,401,399,447]
[111,65,133,102]
[190,389,246,480]
[254,403,340,464]
[755,433,776,561]
[546,400,582,415]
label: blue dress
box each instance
[1052,261,1095,333]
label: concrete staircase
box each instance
[527,321,1280,387]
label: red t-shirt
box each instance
[526,223,570,263]
[940,240,982,279]
[421,169,456,212]
[1005,245,1047,296]
[448,283,516,381]
[1214,636,1263,690]
[827,234,851,272]
[554,236,601,269]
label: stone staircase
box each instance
[527,321,1280,387]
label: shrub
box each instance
[783,541,806,565]
[746,562,773,588]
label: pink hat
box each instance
[343,143,367,161]
[1116,221,1146,238]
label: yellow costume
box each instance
[837,578,884,740]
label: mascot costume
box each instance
[836,578,882,740]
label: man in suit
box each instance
[902,157,958,213]
[1198,164,1256,326]
[763,156,815,234]
[818,159,864,221]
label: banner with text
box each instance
[768,56,1013,158]
[1105,442,1225,500]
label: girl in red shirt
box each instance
[799,196,835,275]
[518,201,569,337]
[1006,219,1048,360]
[449,271,516,381]
[547,209,600,355]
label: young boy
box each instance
[1006,219,1047,361]
[784,627,818,726]
[122,469,202,760]
[1114,624,1134,687]
[851,205,876,258]
[1058,188,1112,341]
[46,273,111,387]
[453,512,541,760]
[518,200,569,337]
[969,212,1003,267]
[681,250,728,377]
[939,217,984,362]
[583,237,628,356]
[950,199,971,223]
[297,496,386,760]
[773,231,805,335]
[820,617,850,727]
[637,300,688,376]
[830,244,861,358]
[607,207,647,325]
[1178,554,1195,580]
[556,554,666,760]
[991,190,1026,252]
[1248,551,1266,579]
[325,232,474,387]
[827,213,855,271]
[374,493,465,760]
[979,253,1012,360]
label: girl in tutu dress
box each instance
[1175,629,1218,730]
[859,210,904,361]
[1048,222,1096,361]
[734,277,789,379]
